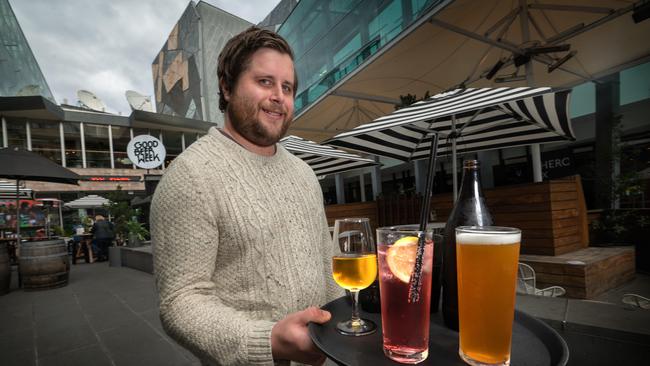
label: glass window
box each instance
[84,124,111,168]
[279,0,443,114]
[30,120,62,164]
[6,118,27,148]
[112,126,132,169]
[162,130,182,167]
[63,122,82,168]
[183,132,197,148]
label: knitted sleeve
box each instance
[151,157,275,366]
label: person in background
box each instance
[90,215,114,262]
[151,26,341,366]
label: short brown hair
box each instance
[217,26,297,113]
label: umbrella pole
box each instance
[452,138,458,201]
[452,115,458,201]
[15,179,20,256]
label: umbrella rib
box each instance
[455,107,485,136]
[407,120,439,162]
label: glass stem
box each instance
[350,290,361,325]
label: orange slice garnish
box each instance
[386,236,418,283]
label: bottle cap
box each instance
[463,159,479,168]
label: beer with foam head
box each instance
[456,226,521,366]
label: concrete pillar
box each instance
[531,144,542,182]
[371,156,382,199]
[360,173,366,202]
[414,159,427,195]
[595,73,621,209]
[335,173,345,204]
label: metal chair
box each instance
[517,262,566,297]
[622,293,650,309]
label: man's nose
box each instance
[269,84,284,104]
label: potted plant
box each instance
[126,220,149,247]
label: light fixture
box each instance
[525,44,571,55]
[633,1,650,23]
[485,59,506,80]
[548,51,577,73]
[494,75,527,83]
[513,54,531,67]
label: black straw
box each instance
[408,133,439,303]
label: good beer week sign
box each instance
[127,135,166,169]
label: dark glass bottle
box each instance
[442,159,493,330]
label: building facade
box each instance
[0,0,54,101]
[152,1,252,125]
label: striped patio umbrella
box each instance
[326,87,575,196]
[0,180,32,200]
[280,135,378,177]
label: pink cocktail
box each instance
[377,226,434,364]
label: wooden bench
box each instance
[520,246,636,299]
[325,201,379,234]
[430,175,589,256]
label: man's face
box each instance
[225,48,295,147]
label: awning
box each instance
[280,135,379,176]
[0,180,32,200]
[327,87,575,161]
[64,195,111,209]
[288,0,650,143]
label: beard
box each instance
[227,94,293,147]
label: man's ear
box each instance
[220,79,231,101]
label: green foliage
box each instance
[104,186,143,245]
[126,220,149,241]
[395,91,431,110]
[591,209,650,244]
[52,225,72,237]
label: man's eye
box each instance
[283,85,293,93]
[260,79,272,85]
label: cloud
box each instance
[9,0,280,115]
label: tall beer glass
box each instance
[456,226,521,366]
[377,226,434,364]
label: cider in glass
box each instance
[377,226,434,364]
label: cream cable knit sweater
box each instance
[151,128,342,365]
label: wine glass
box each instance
[331,218,377,336]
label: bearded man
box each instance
[151,27,341,366]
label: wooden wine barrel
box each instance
[0,242,10,295]
[19,239,70,290]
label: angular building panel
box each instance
[153,1,251,126]
[0,0,54,101]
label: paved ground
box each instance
[2,259,648,366]
[0,262,200,366]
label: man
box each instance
[151,27,341,366]
[91,215,114,262]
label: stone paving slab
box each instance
[0,262,200,366]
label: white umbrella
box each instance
[64,195,111,210]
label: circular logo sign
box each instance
[127,135,166,169]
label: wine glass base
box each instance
[335,319,376,336]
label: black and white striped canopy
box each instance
[280,135,378,177]
[326,87,575,161]
[0,180,32,200]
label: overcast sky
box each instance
[9,0,281,115]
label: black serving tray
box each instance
[309,297,569,366]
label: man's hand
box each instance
[271,306,331,365]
